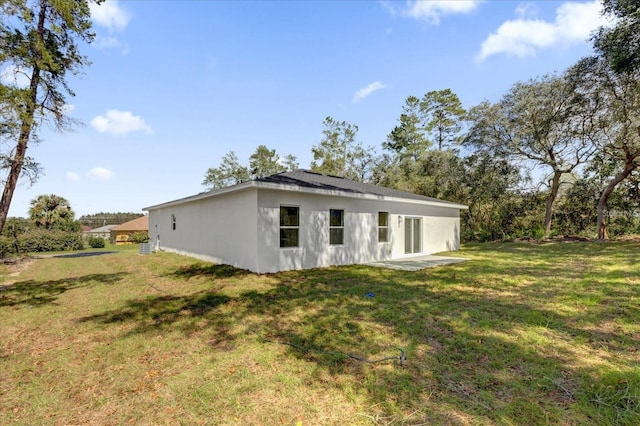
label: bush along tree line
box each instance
[203,3,640,242]
[0,193,146,255]
[0,194,83,255]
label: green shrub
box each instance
[18,229,84,252]
[0,236,13,256]
[130,231,149,244]
[88,237,106,248]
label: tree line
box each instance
[1,0,638,243]
[203,1,640,241]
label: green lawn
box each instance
[1,242,639,425]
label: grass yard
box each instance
[1,242,639,425]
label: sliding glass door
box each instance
[404,217,421,254]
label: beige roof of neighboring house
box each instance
[110,215,148,232]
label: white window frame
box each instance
[280,206,300,248]
[378,211,389,243]
[329,209,344,245]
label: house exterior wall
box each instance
[255,189,460,273]
[111,230,133,245]
[390,203,461,258]
[147,189,259,271]
[146,186,461,274]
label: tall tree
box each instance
[383,96,430,159]
[249,145,285,179]
[460,151,522,240]
[29,194,75,229]
[283,154,299,171]
[384,90,465,156]
[464,74,596,237]
[421,89,466,151]
[310,116,372,181]
[0,0,95,235]
[202,151,250,190]
[570,56,640,239]
[593,0,640,74]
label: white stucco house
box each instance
[143,170,467,274]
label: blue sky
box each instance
[1,0,609,218]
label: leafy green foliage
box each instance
[384,96,430,157]
[311,116,373,181]
[569,55,640,238]
[129,231,149,244]
[249,145,286,178]
[202,151,250,190]
[464,74,597,237]
[421,89,466,151]
[385,90,465,155]
[28,194,76,230]
[593,0,640,74]
[88,237,105,248]
[10,228,83,253]
[0,0,95,235]
[282,153,299,172]
[203,146,298,190]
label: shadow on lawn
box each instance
[78,292,231,332]
[78,243,640,424]
[166,263,250,280]
[0,273,127,307]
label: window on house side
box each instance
[171,214,176,231]
[280,206,299,248]
[329,209,344,245]
[378,212,389,242]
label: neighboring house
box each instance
[83,224,116,240]
[144,170,467,274]
[110,215,149,245]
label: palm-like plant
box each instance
[29,194,75,229]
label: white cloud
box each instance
[515,2,538,19]
[397,0,482,25]
[89,1,131,31]
[353,81,388,103]
[91,109,153,136]
[94,35,129,55]
[87,167,114,181]
[477,0,607,61]
[0,64,30,88]
[66,171,80,182]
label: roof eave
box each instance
[257,181,468,209]
[144,180,467,211]
[143,181,257,211]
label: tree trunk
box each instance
[544,170,562,238]
[597,157,635,240]
[0,1,45,235]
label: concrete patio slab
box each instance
[366,255,469,271]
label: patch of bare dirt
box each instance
[1,257,35,283]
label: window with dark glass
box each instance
[329,209,344,245]
[378,212,389,242]
[280,206,299,248]
[171,214,176,231]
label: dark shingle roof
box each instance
[257,170,461,205]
